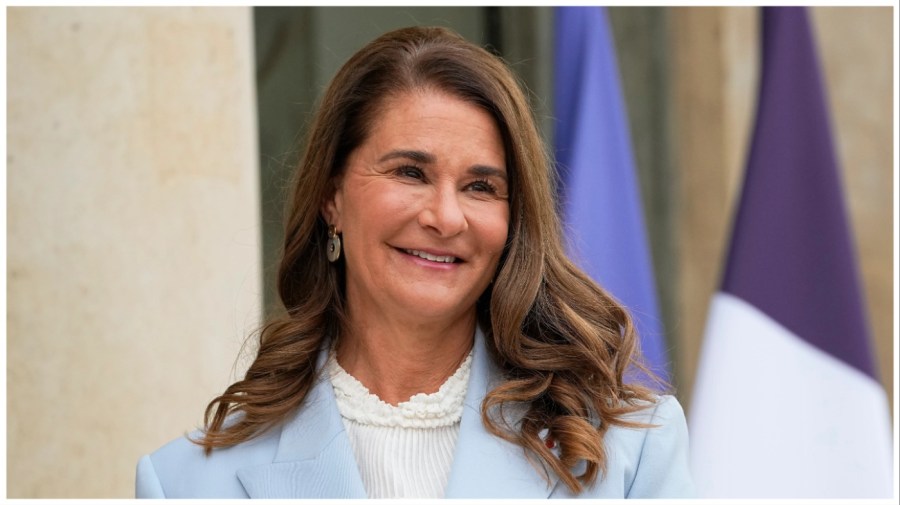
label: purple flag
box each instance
[721,7,876,378]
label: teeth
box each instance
[404,249,457,263]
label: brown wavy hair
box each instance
[196,25,663,494]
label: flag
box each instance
[689,7,892,498]
[553,6,670,383]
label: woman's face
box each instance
[324,89,509,327]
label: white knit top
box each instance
[326,351,473,498]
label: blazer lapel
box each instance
[444,327,560,498]
[236,349,367,499]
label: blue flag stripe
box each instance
[553,6,669,381]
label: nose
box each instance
[418,186,468,237]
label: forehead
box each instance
[378,90,497,133]
[360,90,506,162]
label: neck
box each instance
[336,310,476,406]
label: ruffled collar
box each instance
[326,349,472,428]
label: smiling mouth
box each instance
[402,248,460,264]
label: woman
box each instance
[136,25,694,499]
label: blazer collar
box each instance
[444,326,559,498]
[236,326,559,498]
[235,347,367,498]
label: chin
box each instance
[400,294,477,323]
[408,303,467,322]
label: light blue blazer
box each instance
[136,328,694,498]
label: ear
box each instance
[320,181,344,230]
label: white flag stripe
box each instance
[690,293,893,498]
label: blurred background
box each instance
[5,6,894,498]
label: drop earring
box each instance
[326,224,341,262]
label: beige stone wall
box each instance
[671,7,894,411]
[670,7,758,402]
[6,7,261,498]
[812,6,894,418]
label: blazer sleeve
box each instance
[626,395,696,498]
[135,454,166,498]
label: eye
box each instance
[395,165,425,181]
[466,178,498,194]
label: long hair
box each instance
[196,25,661,494]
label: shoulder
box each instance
[135,427,281,498]
[564,395,695,498]
[613,395,695,498]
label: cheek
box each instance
[474,205,510,257]
[493,226,510,259]
[343,184,414,229]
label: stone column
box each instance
[812,7,894,410]
[7,7,262,497]
[670,7,758,405]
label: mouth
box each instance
[401,248,461,264]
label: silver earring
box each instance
[327,224,341,262]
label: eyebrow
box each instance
[378,149,435,164]
[469,165,508,182]
[378,149,508,181]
